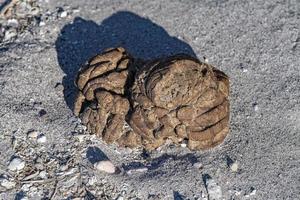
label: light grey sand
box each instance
[0,0,299,199]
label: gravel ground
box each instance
[0,0,299,199]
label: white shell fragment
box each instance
[0,177,16,189]
[126,167,148,175]
[8,157,25,171]
[94,160,116,174]
[7,19,19,28]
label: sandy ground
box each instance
[0,0,299,199]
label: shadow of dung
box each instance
[148,153,198,170]
[202,173,212,191]
[55,11,196,110]
[122,153,198,177]
[14,191,26,200]
[135,153,198,181]
[86,146,109,164]
[225,155,234,167]
[121,161,147,171]
[173,191,185,200]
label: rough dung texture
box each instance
[74,48,230,150]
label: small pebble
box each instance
[116,195,124,200]
[87,176,97,186]
[27,130,39,139]
[94,160,116,174]
[230,162,239,172]
[194,36,199,41]
[133,167,148,173]
[59,164,68,171]
[180,143,187,148]
[242,68,248,73]
[249,188,256,196]
[38,171,48,179]
[4,29,17,41]
[180,139,188,148]
[7,19,19,28]
[73,8,80,13]
[30,7,40,15]
[126,167,148,175]
[37,134,47,143]
[250,189,256,195]
[21,183,32,192]
[193,162,203,169]
[60,11,68,18]
[253,103,259,111]
[8,157,25,171]
[11,136,18,149]
[203,56,208,63]
[234,190,242,196]
[39,21,45,26]
[0,177,16,189]
[74,134,86,142]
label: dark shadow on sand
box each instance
[86,146,109,164]
[122,153,198,179]
[55,11,196,110]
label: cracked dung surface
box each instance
[74,47,230,150]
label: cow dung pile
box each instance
[74,47,230,150]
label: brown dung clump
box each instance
[74,47,230,150]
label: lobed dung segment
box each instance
[73,47,136,145]
[130,55,230,150]
[146,57,216,110]
[73,47,134,116]
[73,47,230,150]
